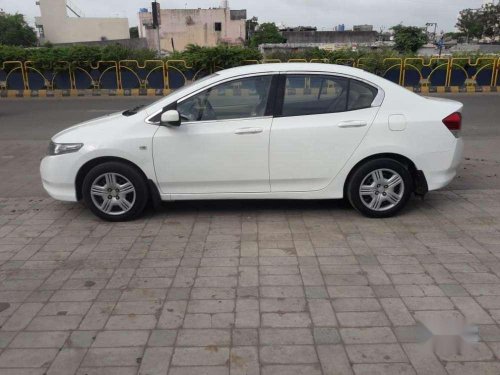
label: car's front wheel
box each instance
[82,162,149,221]
[347,158,413,218]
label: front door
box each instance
[153,74,275,194]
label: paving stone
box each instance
[353,363,416,375]
[445,362,500,375]
[0,348,59,367]
[451,296,494,324]
[260,328,314,345]
[1,303,44,331]
[9,331,69,348]
[262,313,312,328]
[341,327,397,344]
[92,330,149,347]
[332,298,381,312]
[230,346,259,375]
[313,327,341,344]
[171,347,230,366]
[138,347,173,375]
[380,298,415,326]
[27,315,83,331]
[105,314,157,330]
[67,331,97,348]
[337,312,390,327]
[346,343,408,363]
[402,342,447,375]
[260,345,318,364]
[403,297,454,311]
[148,329,177,347]
[168,366,229,375]
[177,329,230,347]
[317,344,353,375]
[46,348,87,375]
[308,299,337,326]
[82,347,144,367]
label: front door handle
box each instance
[338,120,367,128]
[235,127,263,135]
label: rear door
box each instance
[269,74,381,192]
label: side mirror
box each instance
[160,110,181,126]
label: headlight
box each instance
[48,141,83,156]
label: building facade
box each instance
[138,1,246,53]
[35,0,129,44]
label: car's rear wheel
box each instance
[82,162,148,221]
[347,158,413,218]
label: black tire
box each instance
[82,161,149,221]
[346,158,413,218]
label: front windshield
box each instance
[139,73,219,114]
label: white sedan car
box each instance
[40,63,463,221]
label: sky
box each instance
[0,0,489,32]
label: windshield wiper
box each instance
[123,104,145,116]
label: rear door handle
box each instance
[235,127,263,135]
[338,120,367,128]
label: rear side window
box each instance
[348,80,378,111]
[280,75,378,117]
[282,75,348,117]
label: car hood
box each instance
[52,112,124,142]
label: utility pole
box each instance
[426,22,438,42]
[152,1,162,56]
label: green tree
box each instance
[391,25,427,53]
[481,3,500,39]
[456,8,485,40]
[249,22,285,48]
[129,26,139,39]
[0,13,37,46]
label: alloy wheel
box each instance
[359,168,405,212]
[90,172,136,215]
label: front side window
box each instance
[282,75,348,117]
[177,75,273,122]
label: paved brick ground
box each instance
[1,191,500,374]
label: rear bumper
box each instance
[40,155,78,202]
[421,138,464,191]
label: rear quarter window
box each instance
[348,80,378,111]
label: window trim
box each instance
[273,71,384,118]
[145,71,384,124]
[146,72,279,125]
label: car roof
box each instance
[215,63,395,89]
[217,62,365,77]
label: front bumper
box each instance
[40,154,79,202]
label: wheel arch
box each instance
[75,156,159,202]
[343,152,421,197]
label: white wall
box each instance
[139,7,246,53]
[36,0,129,44]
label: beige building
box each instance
[138,1,246,53]
[35,0,129,44]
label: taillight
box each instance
[442,112,462,138]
